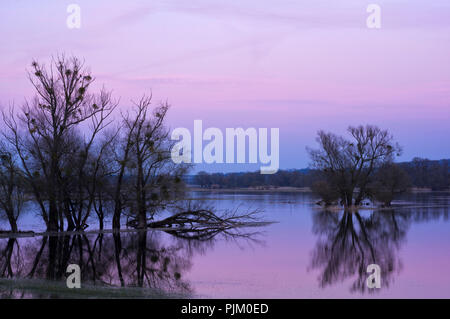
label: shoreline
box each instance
[187,186,448,193]
[188,186,312,193]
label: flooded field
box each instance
[1,191,450,298]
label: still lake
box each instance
[1,191,450,298]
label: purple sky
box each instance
[1,0,449,172]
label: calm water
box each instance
[1,191,450,298]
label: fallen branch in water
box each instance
[126,205,272,241]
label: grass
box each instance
[0,278,190,299]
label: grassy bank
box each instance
[0,278,189,299]
[188,186,312,193]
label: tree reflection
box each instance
[0,213,266,298]
[309,209,409,293]
[0,230,216,297]
[0,238,17,278]
[309,205,449,293]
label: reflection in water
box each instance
[310,204,449,293]
[0,197,267,298]
[1,193,449,298]
[0,230,218,297]
[0,238,17,278]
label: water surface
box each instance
[1,191,449,298]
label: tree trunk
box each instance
[136,157,147,229]
[6,214,18,233]
[48,200,59,232]
[137,210,147,229]
[345,193,353,208]
[99,215,104,230]
[113,203,121,231]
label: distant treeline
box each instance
[192,158,450,191]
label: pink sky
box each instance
[0,0,449,171]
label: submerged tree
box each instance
[0,54,265,234]
[0,143,25,233]
[368,163,411,207]
[109,96,189,230]
[2,55,117,231]
[307,125,401,208]
[311,180,340,206]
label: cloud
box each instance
[108,6,154,27]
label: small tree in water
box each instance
[311,180,340,206]
[0,143,25,233]
[110,96,189,230]
[368,163,411,207]
[307,125,402,208]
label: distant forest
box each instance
[191,158,450,191]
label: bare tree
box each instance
[368,163,411,207]
[2,55,117,231]
[0,143,25,233]
[308,125,401,207]
[311,180,340,206]
[110,96,189,230]
[0,54,266,235]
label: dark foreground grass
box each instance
[0,278,190,299]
